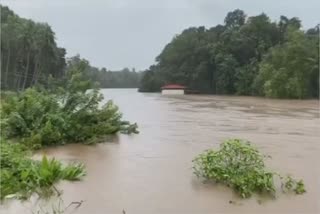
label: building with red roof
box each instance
[161,84,186,95]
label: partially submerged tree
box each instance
[1,59,139,148]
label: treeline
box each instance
[0,5,66,91]
[0,5,141,90]
[68,55,142,88]
[90,68,141,88]
[139,10,319,99]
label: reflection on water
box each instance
[1,89,320,214]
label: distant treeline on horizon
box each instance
[68,55,142,89]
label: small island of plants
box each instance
[193,139,306,199]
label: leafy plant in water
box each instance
[282,175,306,195]
[0,140,86,200]
[193,139,306,198]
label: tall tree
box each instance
[257,29,318,98]
[0,5,66,91]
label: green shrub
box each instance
[0,140,86,200]
[1,69,138,148]
[193,139,306,198]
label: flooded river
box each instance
[2,89,320,214]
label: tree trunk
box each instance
[16,72,22,91]
[31,60,39,85]
[11,61,17,90]
[4,46,11,89]
[32,50,42,85]
[22,52,31,90]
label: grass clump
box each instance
[0,140,86,200]
[193,139,306,198]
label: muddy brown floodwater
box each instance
[1,89,320,214]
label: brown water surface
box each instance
[1,89,320,214]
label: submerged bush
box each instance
[0,68,138,148]
[0,61,137,203]
[0,140,86,200]
[193,139,306,198]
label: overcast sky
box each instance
[2,0,320,70]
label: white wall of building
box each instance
[161,89,184,95]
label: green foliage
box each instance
[193,139,306,198]
[0,140,86,200]
[282,176,306,195]
[58,55,142,89]
[0,5,66,91]
[1,65,138,148]
[0,5,141,91]
[139,9,319,99]
[257,29,319,98]
[224,9,246,29]
[138,68,164,92]
[215,53,239,94]
[294,180,306,194]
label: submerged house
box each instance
[161,84,186,95]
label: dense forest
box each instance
[0,5,141,90]
[139,10,319,99]
[0,5,66,90]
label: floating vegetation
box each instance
[193,139,306,198]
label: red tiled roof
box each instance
[161,84,186,89]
